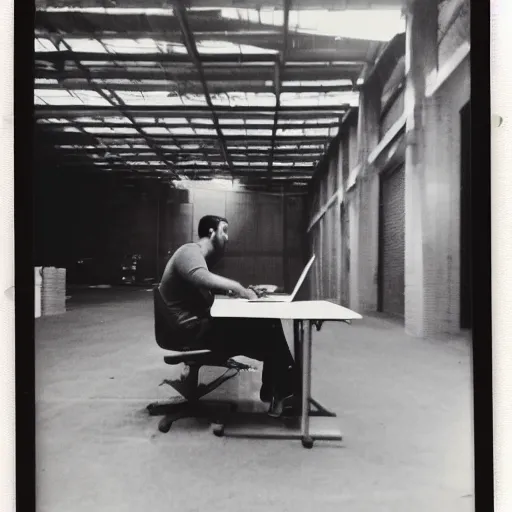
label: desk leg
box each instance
[300,321,314,449]
[217,318,342,446]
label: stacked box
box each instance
[35,267,42,318]
[41,267,66,316]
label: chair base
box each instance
[147,398,237,433]
[148,357,256,433]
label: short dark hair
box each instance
[198,215,228,238]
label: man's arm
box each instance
[189,268,248,297]
[175,246,256,299]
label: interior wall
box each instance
[404,0,470,337]
[306,115,357,306]
[305,2,470,337]
[164,185,308,291]
[35,170,164,283]
[35,171,306,289]
[418,55,470,334]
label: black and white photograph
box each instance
[27,0,489,511]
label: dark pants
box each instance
[203,317,298,396]
[176,316,299,397]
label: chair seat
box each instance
[164,349,217,366]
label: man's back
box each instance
[159,243,214,319]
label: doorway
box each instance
[378,163,405,319]
[339,203,350,307]
[460,101,472,329]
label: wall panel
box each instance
[170,202,193,254]
[286,195,305,254]
[329,205,339,302]
[221,255,284,288]
[191,188,226,241]
[379,165,406,318]
[256,194,284,253]
[339,203,350,307]
[224,192,259,253]
[349,125,359,172]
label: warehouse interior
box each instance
[34,0,474,511]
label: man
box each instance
[158,214,299,417]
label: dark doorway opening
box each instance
[460,101,472,329]
[339,203,350,307]
[378,164,405,319]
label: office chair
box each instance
[147,287,253,435]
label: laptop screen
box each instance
[288,254,316,300]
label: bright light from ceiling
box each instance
[172,178,241,191]
[42,7,174,15]
[221,8,405,42]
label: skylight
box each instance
[34,5,373,186]
[195,128,217,136]
[220,8,405,41]
[211,92,276,107]
[283,79,353,87]
[190,118,214,125]
[277,128,329,137]
[37,118,70,124]
[35,38,58,52]
[143,127,171,135]
[111,91,208,106]
[196,40,278,55]
[34,89,112,106]
[42,7,175,15]
[85,127,138,134]
[246,118,275,125]
[280,91,359,107]
[219,118,245,125]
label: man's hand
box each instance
[248,285,268,298]
[240,287,258,300]
[249,284,274,296]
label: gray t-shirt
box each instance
[159,243,214,323]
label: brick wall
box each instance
[379,165,406,318]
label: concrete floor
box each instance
[35,288,474,512]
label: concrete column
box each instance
[405,0,456,337]
[348,188,360,312]
[356,77,382,312]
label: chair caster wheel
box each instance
[302,436,314,449]
[158,417,173,433]
[212,423,224,437]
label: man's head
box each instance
[198,215,229,255]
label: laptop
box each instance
[239,254,316,303]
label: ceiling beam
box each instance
[40,153,321,163]
[48,161,316,173]
[267,0,290,187]
[35,50,368,65]
[36,0,403,9]
[37,121,339,130]
[34,104,350,117]
[35,69,360,83]
[44,146,324,155]
[38,134,331,145]
[34,79,357,94]
[49,37,182,178]
[174,2,250,176]
[35,51,278,64]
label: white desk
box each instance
[211,297,362,448]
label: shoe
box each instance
[267,393,299,418]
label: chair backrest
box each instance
[153,286,181,350]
